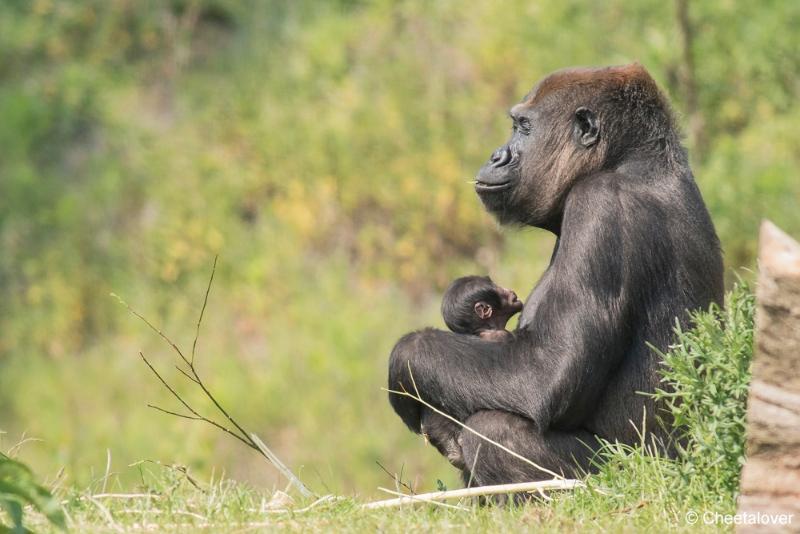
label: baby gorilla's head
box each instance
[441,276,523,336]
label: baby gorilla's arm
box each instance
[419,410,465,470]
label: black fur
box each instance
[441,276,503,335]
[387,64,723,487]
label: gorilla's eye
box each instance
[512,117,531,135]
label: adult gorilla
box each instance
[388,64,723,485]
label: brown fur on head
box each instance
[475,63,678,231]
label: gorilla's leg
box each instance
[459,410,601,489]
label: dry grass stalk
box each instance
[363,479,582,509]
[376,487,469,511]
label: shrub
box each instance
[651,281,755,506]
[570,282,755,522]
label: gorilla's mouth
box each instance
[475,180,511,193]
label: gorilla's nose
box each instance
[490,146,512,168]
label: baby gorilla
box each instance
[441,276,523,340]
[420,276,523,471]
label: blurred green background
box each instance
[0,0,798,498]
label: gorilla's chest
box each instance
[518,267,554,329]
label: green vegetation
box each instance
[652,282,755,504]
[0,453,65,533]
[0,0,794,530]
[9,284,754,531]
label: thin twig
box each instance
[375,461,414,495]
[116,258,313,498]
[191,255,216,365]
[376,487,469,511]
[175,365,200,384]
[111,293,191,367]
[169,464,207,493]
[362,480,582,509]
[139,352,252,448]
[168,259,255,449]
[138,353,203,420]
[147,405,202,421]
[192,373,254,449]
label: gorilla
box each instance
[387,64,723,487]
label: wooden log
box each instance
[737,221,800,533]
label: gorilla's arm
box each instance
[388,176,639,432]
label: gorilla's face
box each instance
[475,81,601,231]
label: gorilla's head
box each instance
[475,64,675,232]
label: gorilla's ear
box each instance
[474,302,493,320]
[574,107,599,148]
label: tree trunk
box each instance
[674,0,706,158]
[737,221,800,532]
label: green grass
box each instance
[6,283,753,532]
[18,460,722,533]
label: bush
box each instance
[652,281,755,506]
[578,282,755,520]
[552,282,755,528]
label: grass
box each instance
[21,462,722,533]
[5,282,754,532]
